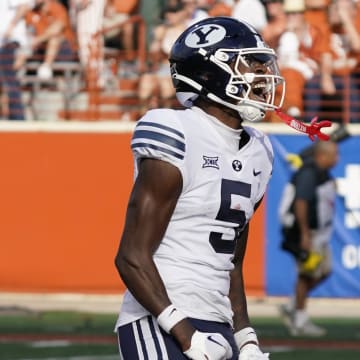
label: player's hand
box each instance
[183,330,233,360]
[238,343,269,360]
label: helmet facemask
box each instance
[172,48,285,122]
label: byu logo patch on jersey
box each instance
[203,155,219,169]
[185,24,226,48]
[232,160,242,172]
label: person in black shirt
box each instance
[278,140,339,336]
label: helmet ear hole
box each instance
[226,85,240,95]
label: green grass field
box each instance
[0,310,359,359]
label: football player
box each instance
[114,17,285,359]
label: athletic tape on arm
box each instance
[234,327,259,349]
[157,304,186,333]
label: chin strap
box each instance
[275,109,332,141]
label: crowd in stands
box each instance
[1,0,360,122]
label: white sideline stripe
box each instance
[30,340,71,347]
[0,121,359,135]
[22,356,118,360]
[0,121,136,133]
[265,345,293,352]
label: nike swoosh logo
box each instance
[253,169,261,176]
[207,335,226,349]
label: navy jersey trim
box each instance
[140,121,185,139]
[133,130,185,152]
[132,143,184,160]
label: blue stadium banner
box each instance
[266,133,360,297]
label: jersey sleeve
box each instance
[131,109,186,170]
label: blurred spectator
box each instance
[304,0,331,43]
[329,0,360,54]
[262,0,287,50]
[0,86,7,118]
[322,0,360,122]
[278,140,338,336]
[182,0,209,26]
[58,0,69,8]
[353,0,360,122]
[0,0,33,120]
[276,0,333,118]
[139,0,167,47]
[70,0,106,87]
[305,0,360,123]
[232,0,267,32]
[138,3,188,115]
[103,0,139,63]
[18,0,77,80]
[196,0,212,9]
[207,0,233,16]
[302,0,337,122]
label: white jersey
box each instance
[116,107,273,328]
[0,0,33,47]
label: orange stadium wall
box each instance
[0,128,265,296]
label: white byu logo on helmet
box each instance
[185,24,226,48]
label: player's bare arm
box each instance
[229,223,251,332]
[114,157,196,350]
[294,199,311,251]
[115,158,181,313]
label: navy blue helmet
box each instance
[169,17,285,121]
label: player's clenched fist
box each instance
[238,344,269,360]
[184,330,233,360]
